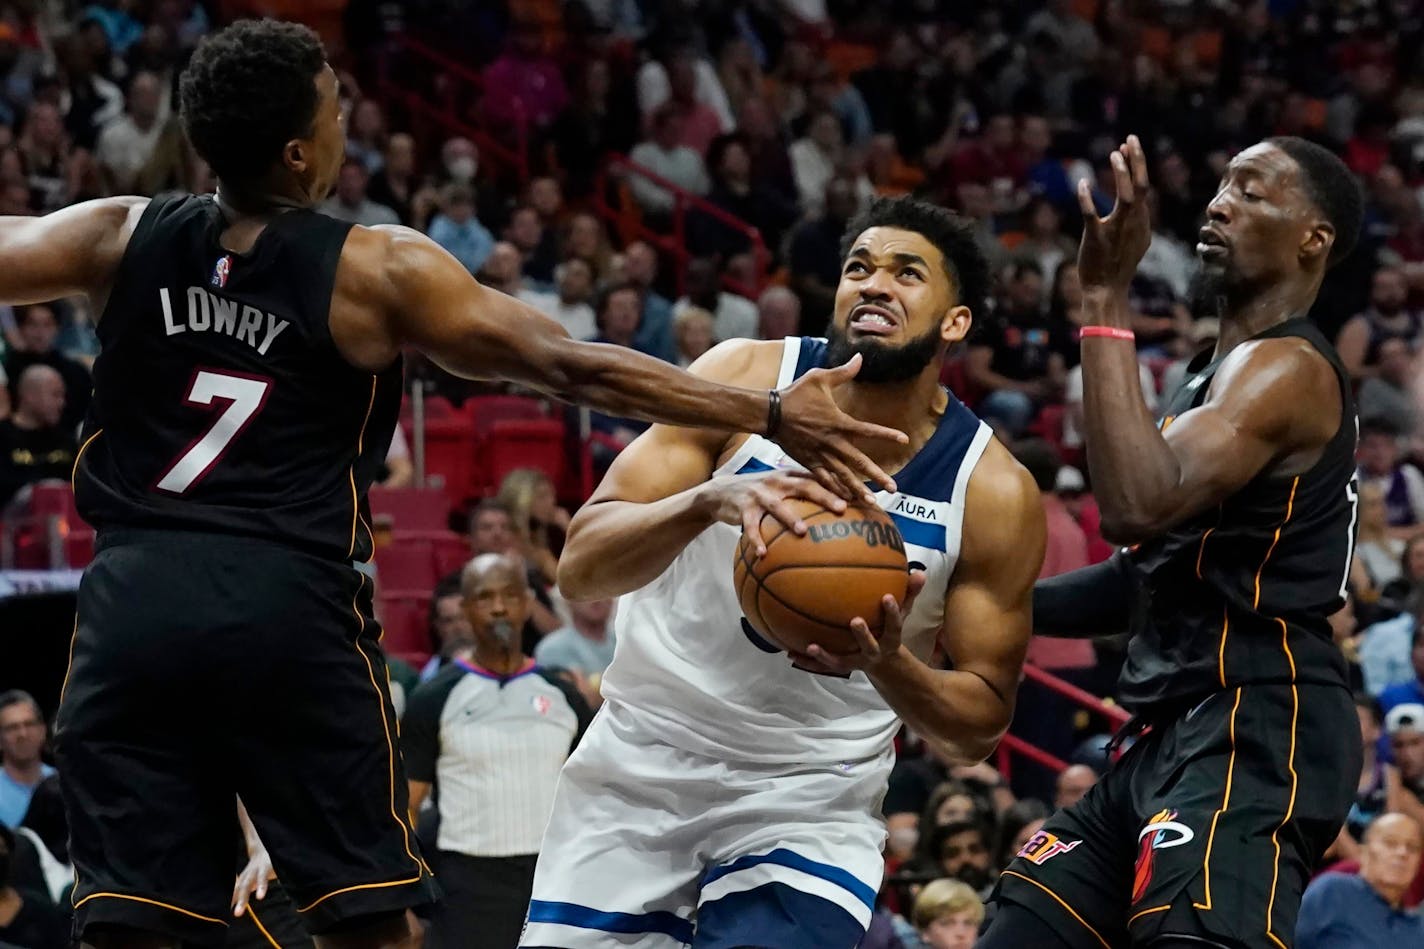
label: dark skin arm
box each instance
[0,203,908,501]
[1074,136,1340,544]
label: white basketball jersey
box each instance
[599,337,993,766]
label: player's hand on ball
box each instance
[706,470,848,557]
[232,846,277,918]
[775,353,908,504]
[791,570,926,674]
[1076,133,1152,294]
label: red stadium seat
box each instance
[421,415,480,509]
[375,592,432,663]
[487,418,568,490]
[467,395,547,436]
[369,487,450,532]
[373,538,438,592]
[429,531,472,577]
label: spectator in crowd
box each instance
[320,158,399,227]
[637,41,734,134]
[0,365,74,507]
[1297,813,1424,947]
[560,211,614,282]
[366,133,429,228]
[1053,764,1098,811]
[1358,600,1417,698]
[535,597,616,683]
[1337,265,1422,379]
[912,878,983,949]
[1340,694,1389,852]
[480,18,568,134]
[522,259,596,340]
[790,109,872,217]
[689,133,797,261]
[926,821,993,900]
[479,241,528,298]
[1358,337,1418,439]
[994,799,1051,872]
[404,553,591,949]
[1387,704,1424,825]
[1358,417,1424,536]
[496,468,568,587]
[505,204,558,287]
[966,261,1065,437]
[590,283,645,352]
[0,824,66,949]
[661,53,726,158]
[788,176,861,331]
[345,98,386,175]
[627,104,709,220]
[54,32,123,151]
[672,257,757,341]
[94,70,162,194]
[5,303,91,433]
[734,95,797,204]
[672,306,715,368]
[553,58,637,198]
[619,241,674,362]
[756,286,800,341]
[1357,482,1409,601]
[1014,197,1076,300]
[16,102,92,214]
[426,183,495,277]
[0,692,53,830]
[418,575,475,684]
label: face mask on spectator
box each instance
[447,157,477,183]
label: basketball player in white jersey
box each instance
[519,197,1045,949]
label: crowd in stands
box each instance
[8,0,1424,945]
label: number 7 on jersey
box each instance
[156,369,271,494]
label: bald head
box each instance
[15,364,65,428]
[1361,812,1423,906]
[460,552,528,597]
[1054,764,1098,809]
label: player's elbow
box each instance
[1097,510,1160,547]
[927,732,1000,768]
[555,549,601,601]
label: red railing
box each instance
[375,33,531,182]
[994,663,1132,782]
[594,154,770,299]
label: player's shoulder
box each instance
[1214,332,1338,396]
[684,337,787,388]
[958,437,1045,569]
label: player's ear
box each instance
[1301,220,1334,265]
[283,139,307,174]
[941,305,972,345]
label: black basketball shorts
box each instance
[990,683,1359,948]
[54,528,439,946]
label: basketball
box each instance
[734,500,909,656]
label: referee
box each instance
[404,553,590,949]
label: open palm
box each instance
[1077,134,1153,293]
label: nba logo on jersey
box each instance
[211,255,232,288]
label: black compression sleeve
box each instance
[1032,551,1135,639]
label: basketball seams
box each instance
[756,576,877,636]
[755,562,909,580]
[757,506,843,551]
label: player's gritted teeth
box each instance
[849,303,899,337]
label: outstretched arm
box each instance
[795,444,1045,764]
[558,340,850,600]
[0,198,147,307]
[1073,136,1339,544]
[1032,553,1135,639]
[369,226,905,500]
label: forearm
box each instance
[533,338,771,435]
[1080,290,1182,541]
[1033,553,1135,638]
[558,488,717,600]
[867,649,1010,764]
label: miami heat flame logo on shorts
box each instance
[1133,809,1195,902]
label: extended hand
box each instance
[1076,134,1152,294]
[775,353,908,503]
[704,470,849,557]
[232,846,276,918]
[790,571,926,674]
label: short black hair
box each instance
[1265,136,1364,266]
[840,196,990,317]
[179,20,326,188]
[0,689,41,721]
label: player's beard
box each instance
[824,319,942,384]
[1188,257,1243,317]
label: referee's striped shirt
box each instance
[403,658,590,857]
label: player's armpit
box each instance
[1101,338,1341,544]
[0,197,146,309]
[867,445,1044,764]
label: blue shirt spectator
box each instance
[427,185,494,276]
[0,692,54,829]
[1297,813,1424,948]
[1362,612,1418,697]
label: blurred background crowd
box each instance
[5,0,1424,947]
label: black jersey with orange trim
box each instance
[1118,317,1357,711]
[73,194,401,563]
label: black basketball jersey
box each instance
[74,194,402,563]
[1119,317,1358,711]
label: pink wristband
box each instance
[1079,326,1136,342]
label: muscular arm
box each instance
[556,341,764,601]
[0,198,147,308]
[864,447,1044,764]
[1032,552,1135,639]
[1079,307,1339,544]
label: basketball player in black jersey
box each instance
[982,136,1364,949]
[0,21,911,949]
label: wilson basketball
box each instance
[734,500,909,656]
